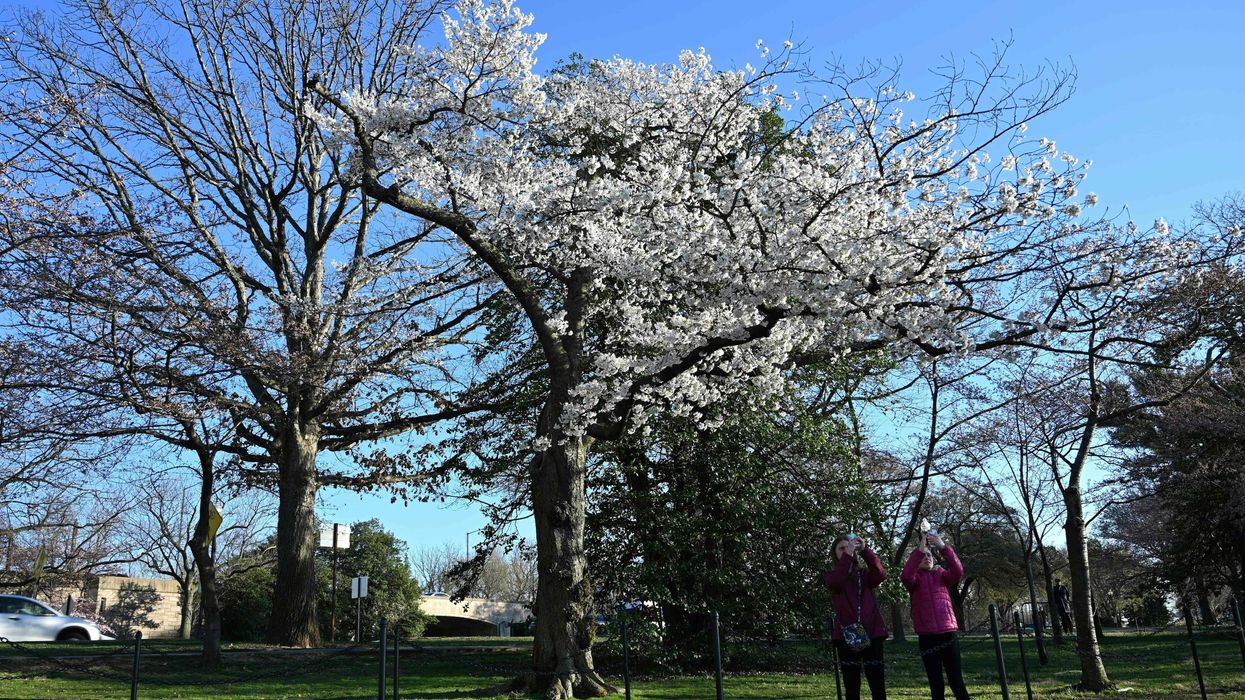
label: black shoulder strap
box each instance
[855,568,864,622]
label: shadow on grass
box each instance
[403,680,518,699]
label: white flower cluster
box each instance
[321,1,1213,437]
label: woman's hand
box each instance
[927,532,946,549]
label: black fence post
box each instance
[989,604,1010,700]
[1230,595,1245,668]
[1183,603,1208,700]
[711,611,723,700]
[392,623,400,700]
[621,612,632,700]
[378,617,388,700]
[130,630,142,700]
[1013,611,1034,700]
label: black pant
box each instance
[833,638,886,700]
[1057,606,1074,633]
[918,632,970,700]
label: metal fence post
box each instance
[1230,595,1245,668]
[1183,603,1208,700]
[130,630,142,700]
[621,612,632,700]
[712,611,723,700]
[392,623,400,700]
[1013,611,1034,700]
[378,617,388,700]
[989,604,1010,700]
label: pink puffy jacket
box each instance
[900,544,964,635]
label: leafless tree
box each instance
[412,541,537,604]
[858,355,1014,639]
[1007,300,1231,689]
[123,465,274,642]
[0,0,494,646]
[411,542,461,595]
[124,469,201,639]
[0,333,134,591]
[961,358,1074,658]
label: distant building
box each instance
[418,595,531,636]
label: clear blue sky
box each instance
[329,0,1245,555]
[527,0,1244,228]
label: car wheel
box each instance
[58,629,90,642]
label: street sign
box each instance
[32,546,46,582]
[319,523,351,549]
[206,502,223,545]
[351,575,369,599]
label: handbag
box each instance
[840,568,871,651]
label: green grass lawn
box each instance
[1,632,1242,699]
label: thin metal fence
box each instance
[4,596,1243,699]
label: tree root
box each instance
[506,667,617,699]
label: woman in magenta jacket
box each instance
[901,532,970,700]
[822,534,888,700]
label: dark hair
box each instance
[831,536,850,557]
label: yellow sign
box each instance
[32,545,46,581]
[206,502,223,545]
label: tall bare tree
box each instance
[0,0,494,646]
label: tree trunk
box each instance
[1023,556,1049,665]
[1091,584,1105,639]
[1194,577,1217,625]
[890,603,906,642]
[189,449,221,669]
[1036,545,1064,645]
[179,578,194,640]
[1063,486,1111,691]
[951,579,970,631]
[525,436,613,700]
[189,537,221,668]
[268,426,321,647]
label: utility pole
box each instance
[331,525,339,643]
[320,523,350,643]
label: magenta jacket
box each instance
[900,544,964,635]
[821,548,888,640]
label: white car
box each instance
[0,594,111,642]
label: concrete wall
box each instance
[47,575,187,639]
[96,575,185,639]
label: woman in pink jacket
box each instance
[901,531,970,700]
[822,534,888,700]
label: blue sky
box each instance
[529,0,1244,228]
[329,0,1245,555]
